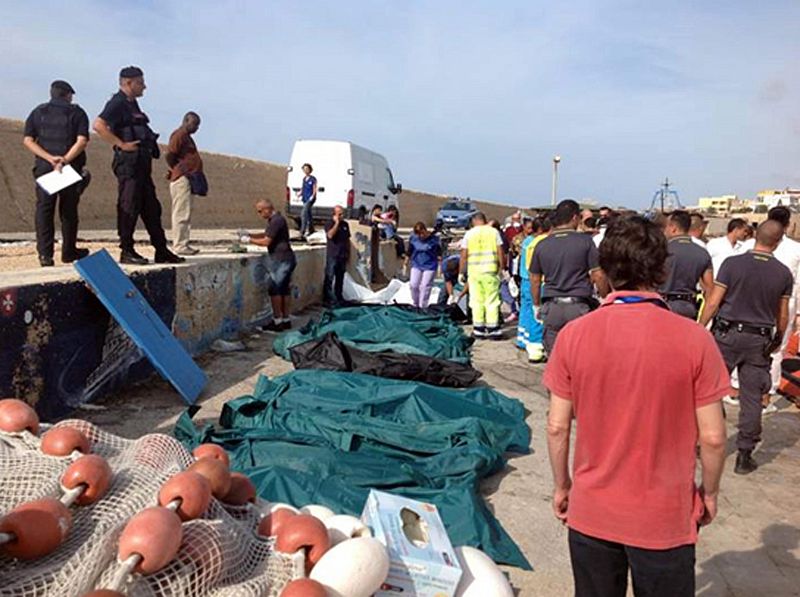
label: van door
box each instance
[356,159,377,211]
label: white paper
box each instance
[35,165,83,195]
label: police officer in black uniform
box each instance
[23,80,90,267]
[660,210,713,319]
[700,220,792,475]
[93,66,183,265]
[529,199,610,355]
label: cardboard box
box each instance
[362,490,463,596]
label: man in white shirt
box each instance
[707,218,751,276]
[689,213,709,249]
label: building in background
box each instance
[697,194,737,216]
[754,188,800,211]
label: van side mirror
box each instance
[392,183,403,194]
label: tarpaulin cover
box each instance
[175,370,532,569]
[288,332,482,387]
[273,306,473,364]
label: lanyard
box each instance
[608,296,670,310]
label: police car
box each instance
[435,199,477,229]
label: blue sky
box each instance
[1,0,799,209]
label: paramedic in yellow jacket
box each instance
[459,212,506,339]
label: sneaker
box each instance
[154,250,186,264]
[120,250,149,265]
[39,255,55,267]
[722,395,740,407]
[472,326,487,339]
[762,401,779,416]
[174,246,200,256]
[504,312,519,324]
[734,450,758,475]
[62,248,90,263]
[258,320,283,333]
[279,319,292,331]
[486,327,503,340]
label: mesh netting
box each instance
[0,420,303,596]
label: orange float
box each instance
[158,471,212,521]
[275,514,331,573]
[81,592,126,597]
[41,426,90,456]
[0,398,39,434]
[281,578,327,597]
[61,455,114,506]
[192,443,230,467]
[0,497,72,559]
[257,508,297,538]
[118,507,183,575]
[221,472,257,506]
[188,457,231,499]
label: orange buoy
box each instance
[158,471,212,521]
[192,443,230,467]
[81,591,126,597]
[221,472,257,506]
[257,508,297,538]
[188,457,231,499]
[41,426,90,456]
[118,507,183,574]
[61,455,113,506]
[275,514,331,573]
[0,497,72,559]
[280,578,327,597]
[0,398,39,435]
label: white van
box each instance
[285,140,402,226]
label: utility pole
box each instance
[551,155,561,207]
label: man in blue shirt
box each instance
[300,163,317,239]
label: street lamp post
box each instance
[551,155,561,207]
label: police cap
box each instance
[51,80,75,94]
[119,66,144,79]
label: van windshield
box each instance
[442,202,471,211]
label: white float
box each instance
[323,514,372,545]
[300,504,336,522]
[309,537,390,597]
[454,546,514,597]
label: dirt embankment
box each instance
[0,118,519,233]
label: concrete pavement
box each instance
[75,308,800,596]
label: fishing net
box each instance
[0,419,303,596]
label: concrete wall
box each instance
[0,237,400,420]
[0,117,520,234]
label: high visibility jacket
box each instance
[466,225,500,275]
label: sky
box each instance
[1,0,799,209]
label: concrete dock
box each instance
[62,306,800,596]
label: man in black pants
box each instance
[660,210,713,319]
[700,220,792,474]
[324,205,350,306]
[530,199,609,354]
[23,80,90,267]
[93,66,183,265]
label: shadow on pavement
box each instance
[696,523,800,597]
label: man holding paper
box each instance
[23,80,90,267]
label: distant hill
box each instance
[0,118,519,234]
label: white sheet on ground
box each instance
[343,273,440,306]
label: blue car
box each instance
[435,200,478,229]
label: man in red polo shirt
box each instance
[544,215,728,597]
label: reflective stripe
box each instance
[466,226,499,274]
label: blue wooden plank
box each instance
[74,249,206,404]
